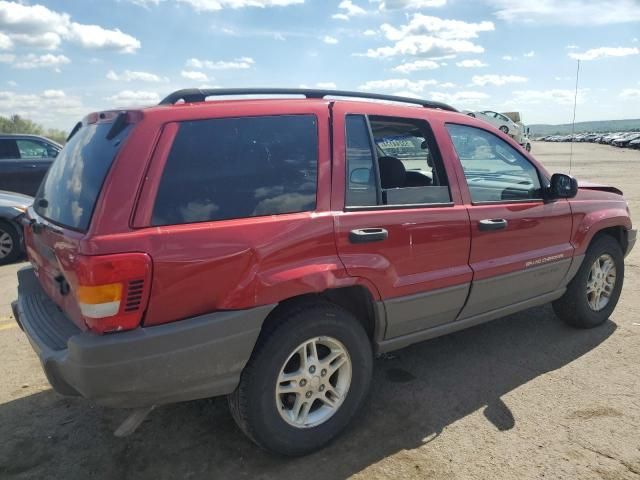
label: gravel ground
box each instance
[0,141,638,480]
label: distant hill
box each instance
[529,119,640,136]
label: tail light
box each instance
[72,253,152,334]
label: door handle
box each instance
[478,218,508,231]
[349,228,389,244]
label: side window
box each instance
[344,115,451,207]
[345,115,377,207]
[446,124,542,203]
[0,139,20,159]
[369,115,451,206]
[16,140,49,159]
[152,115,318,226]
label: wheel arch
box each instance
[259,284,384,346]
[572,212,632,256]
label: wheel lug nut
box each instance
[319,384,325,392]
[306,391,312,398]
[321,369,327,377]
[309,366,316,374]
[299,379,307,387]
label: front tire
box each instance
[499,125,509,134]
[553,235,624,328]
[228,301,373,456]
[0,220,20,266]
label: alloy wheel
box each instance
[586,253,617,311]
[275,336,352,428]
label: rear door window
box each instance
[344,114,451,208]
[0,139,19,159]
[152,115,318,226]
[34,122,132,231]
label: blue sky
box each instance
[0,0,639,130]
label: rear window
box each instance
[34,122,132,231]
[152,114,318,226]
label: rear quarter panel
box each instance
[82,100,378,326]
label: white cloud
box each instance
[488,0,640,25]
[186,56,255,69]
[510,89,588,105]
[0,53,14,63]
[0,1,141,53]
[359,78,439,93]
[0,89,85,128]
[181,70,209,81]
[430,90,489,106]
[471,74,527,86]
[323,35,339,44]
[316,82,337,89]
[107,69,168,82]
[569,46,639,61]
[566,44,579,49]
[65,23,140,53]
[523,50,535,57]
[14,53,70,70]
[0,32,12,49]
[502,55,513,61]
[359,13,494,59]
[372,0,446,9]
[456,59,487,68]
[393,59,440,73]
[363,29,377,36]
[106,90,161,106]
[620,89,640,100]
[176,0,304,11]
[332,0,367,20]
[6,80,16,86]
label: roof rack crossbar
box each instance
[158,88,458,112]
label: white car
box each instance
[466,110,521,136]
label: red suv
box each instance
[13,89,636,455]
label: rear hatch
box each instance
[24,112,147,333]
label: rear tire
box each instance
[0,220,20,266]
[553,235,624,329]
[228,301,373,456]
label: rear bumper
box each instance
[626,229,637,257]
[13,267,274,408]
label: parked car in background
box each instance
[0,190,31,264]
[466,111,522,136]
[12,88,636,456]
[612,132,640,147]
[0,134,61,196]
[629,138,640,149]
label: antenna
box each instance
[569,59,580,174]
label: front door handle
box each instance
[478,218,508,231]
[349,228,389,244]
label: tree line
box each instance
[0,115,68,145]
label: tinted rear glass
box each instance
[152,115,318,226]
[34,122,132,231]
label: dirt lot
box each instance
[0,141,638,480]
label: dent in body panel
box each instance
[143,213,349,326]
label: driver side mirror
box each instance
[548,173,578,199]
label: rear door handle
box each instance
[478,218,508,231]
[349,228,389,244]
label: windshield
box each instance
[34,121,132,231]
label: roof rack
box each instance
[158,88,458,112]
